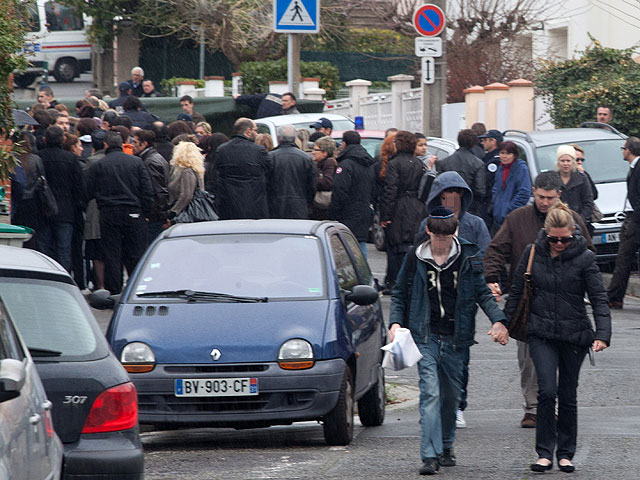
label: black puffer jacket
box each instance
[560,171,594,223]
[38,146,86,223]
[380,151,427,246]
[505,229,611,347]
[328,144,376,241]
[267,142,315,219]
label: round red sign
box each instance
[413,4,445,37]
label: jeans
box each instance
[458,347,470,411]
[359,241,368,260]
[529,336,587,461]
[417,335,466,461]
[518,340,538,414]
[38,221,74,271]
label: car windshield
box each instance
[0,278,102,359]
[534,138,627,183]
[131,234,326,301]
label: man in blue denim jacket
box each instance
[389,207,508,475]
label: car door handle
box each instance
[29,414,42,425]
[42,400,53,410]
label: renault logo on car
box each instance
[210,348,222,361]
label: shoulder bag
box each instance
[34,161,59,219]
[508,245,535,342]
[174,171,219,223]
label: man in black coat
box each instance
[607,136,640,309]
[122,96,158,130]
[215,117,271,219]
[267,125,315,219]
[328,130,376,257]
[233,93,284,119]
[86,131,154,294]
[37,126,85,272]
[132,129,170,244]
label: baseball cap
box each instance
[478,129,503,141]
[310,117,333,130]
[118,81,132,92]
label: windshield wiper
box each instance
[136,289,268,303]
[28,347,63,357]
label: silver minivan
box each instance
[0,298,63,480]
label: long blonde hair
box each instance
[544,202,575,233]
[171,141,205,177]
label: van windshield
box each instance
[535,139,627,183]
[45,1,84,31]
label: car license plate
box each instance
[601,233,620,243]
[175,378,258,397]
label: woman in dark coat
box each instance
[380,130,427,289]
[556,145,593,224]
[505,203,611,474]
[200,133,229,195]
[309,135,337,220]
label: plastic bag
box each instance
[381,327,423,370]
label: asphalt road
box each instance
[11,73,94,104]
[90,243,640,479]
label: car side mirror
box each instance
[88,289,119,310]
[345,285,379,306]
[0,358,26,403]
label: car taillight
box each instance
[81,382,138,434]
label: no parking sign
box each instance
[413,4,445,37]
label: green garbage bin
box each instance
[0,224,34,247]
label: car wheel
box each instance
[357,364,385,426]
[323,367,354,445]
[53,59,77,83]
[14,73,38,89]
[372,214,386,251]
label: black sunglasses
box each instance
[546,235,573,244]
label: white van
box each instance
[15,0,91,87]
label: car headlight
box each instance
[121,342,156,373]
[278,339,314,370]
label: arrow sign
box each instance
[415,37,442,57]
[422,57,435,84]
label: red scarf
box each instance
[501,161,513,188]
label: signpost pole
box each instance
[287,33,301,97]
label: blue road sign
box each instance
[274,0,320,33]
[413,4,445,37]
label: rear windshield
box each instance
[0,278,104,360]
[131,234,326,301]
[534,138,627,183]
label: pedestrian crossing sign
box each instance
[274,0,320,33]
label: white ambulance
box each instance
[15,0,91,87]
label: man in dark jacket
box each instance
[86,131,154,294]
[233,92,284,118]
[215,117,271,219]
[436,129,485,214]
[328,130,376,257]
[483,171,593,429]
[132,130,170,244]
[123,96,158,130]
[108,82,132,110]
[37,126,85,272]
[267,125,315,218]
[478,129,502,229]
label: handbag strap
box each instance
[524,245,536,278]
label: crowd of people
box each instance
[10,86,621,475]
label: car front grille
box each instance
[595,243,619,256]
[163,364,269,374]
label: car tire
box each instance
[14,73,38,89]
[323,367,354,445]
[357,364,385,426]
[53,58,77,83]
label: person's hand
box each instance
[488,322,509,345]
[232,94,239,99]
[593,340,608,352]
[576,164,585,173]
[381,220,391,227]
[388,323,401,343]
[427,155,437,169]
[487,282,502,302]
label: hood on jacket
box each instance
[416,235,462,272]
[426,171,473,219]
[533,226,588,261]
[337,144,376,167]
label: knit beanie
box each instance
[556,145,576,160]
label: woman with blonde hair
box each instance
[194,121,212,137]
[167,141,205,222]
[555,145,593,224]
[505,202,610,474]
[255,133,274,152]
[296,128,311,152]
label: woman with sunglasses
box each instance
[555,145,594,225]
[505,202,611,474]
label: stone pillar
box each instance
[507,79,534,131]
[232,72,243,96]
[176,81,197,98]
[303,87,325,101]
[346,79,371,117]
[463,85,485,127]
[388,74,414,129]
[484,82,509,130]
[268,80,289,95]
[300,77,320,97]
[204,76,224,97]
[115,21,140,88]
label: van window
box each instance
[45,2,84,31]
[23,2,40,32]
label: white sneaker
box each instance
[456,409,466,428]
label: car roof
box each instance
[163,219,342,239]
[256,113,353,127]
[504,127,625,147]
[331,130,386,138]
[0,246,68,275]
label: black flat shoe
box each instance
[558,461,575,473]
[530,461,553,472]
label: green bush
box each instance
[348,28,413,55]
[160,77,206,97]
[536,40,640,136]
[239,59,340,100]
